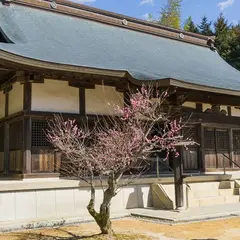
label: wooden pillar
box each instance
[3,90,9,174]
[196,103,203,113]
[229,129,234,168]
[23,116,32,174]
[79,87,86,116]
[172,152,184,209]
[23,80,32,174]
[227,106,232,116]
[198,124,205,172]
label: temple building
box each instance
[0,0,240,227]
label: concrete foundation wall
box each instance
[0,91,5,119]
[0,182,152,223]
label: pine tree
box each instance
[184,16,199,33]
[214,13,231,60]
[228,24,240,70]
[214,13,230,35]
[214,14,240,71]
[198,15,213,36]
[159,0,182,29]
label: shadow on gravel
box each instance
[11,229,101,240]
[192,239,218,240]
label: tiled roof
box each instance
[0,2,240,91]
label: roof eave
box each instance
[0,49,240,97]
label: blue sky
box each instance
[74,0,240,26]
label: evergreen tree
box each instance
[159,0,182,29]
[198,15,213,36]
[214,13,230,35]
[228,25,240,70]
[213,14,240,71]
[214,13,232,60]
[184,16,199,33]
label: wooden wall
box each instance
[182,126,199,171]
[9,120,23,173]
[204,128,232,169]
[233,130,240,167]
[31,119,58,173]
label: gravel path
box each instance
[1,217,240,239]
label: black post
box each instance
[172,152,184,210]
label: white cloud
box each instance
[217,0,235,11]
[73,0,96,3]
[142,13,150,19]
[139,0,154,6]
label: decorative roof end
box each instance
[1,0,11,6]
[207,38,217,52]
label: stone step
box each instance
[188,195,240,208]
[225,195,240,204]
[220,188,240,196]
[189,196,225,208]
[188,181,235,192]
[188,188,239,199]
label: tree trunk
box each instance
[87,173,119,235]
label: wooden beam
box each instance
[199,124,205,172]
[229,129,234,167]
[186,91,240,106]
[0,72,16,91]
[196,103,203,112]
[69,81,95,89]
[23,80,32,111]
[186,112,240,127]
[79,87,86,115]
[5,91,8,117]
[227,106,232,116]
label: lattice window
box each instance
[32,120,50,147]
[216,130,229,151]
[233,130,240,151]
[204,128,215,150]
